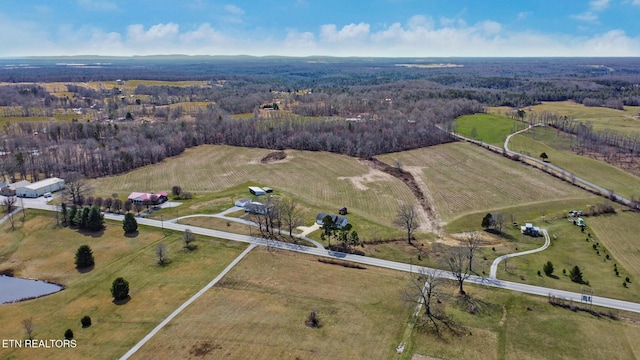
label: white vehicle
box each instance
[43,192,52,198]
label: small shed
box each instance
[249,186,266,196]
[338,207,348,215]
[262,187,273,193]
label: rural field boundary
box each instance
[119,244,257,360]
[445,125,637,209]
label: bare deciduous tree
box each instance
[156,243,168,266]
[22,317,34,340]
[465,232,481,274]
[393,203,419,244]
[2,195,17,231]
[64,172,89,205]
[183,228,196,250]
[403,267,456,337]
[445,247,472,295]
[280,198,302,237]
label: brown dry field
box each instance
[131,248,411,360]
[378,142,591,225]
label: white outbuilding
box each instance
[16,177,65,198]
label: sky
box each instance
[2,0,640,57]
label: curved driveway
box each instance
[489,228,550,279]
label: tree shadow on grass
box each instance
[76,265,95,274]
[546,274,560,280]
[124,231,139,238]
[77,228,105,238]
[112,296,131,305]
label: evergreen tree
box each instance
[80,207,90,229]
[111,277,130,301]
[481,213,494,229]
[543,261,554,276]
[69,205,78,226]
[61,203,68,225]
[122,213,138,234]
[87,206,104,231]
[75,245,95,269]
[569,265,584,284]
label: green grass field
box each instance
[588,211,640,284]
[495,214,640,303]
[378,142,592,224]
[89,145,415,241]
[453,113,527,146]
[509,127,640,199]
[532,101,640,134]
[492,101,640,134]
[412,285,640,360]
[0,212,247,360]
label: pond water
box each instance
[0,275,63,304]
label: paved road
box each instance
[172,209,325,249]
[489,228,551,279]
[119,244,257,360]
[448,124,636,208]
[18,200,640,314]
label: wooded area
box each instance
[1,57,639,181]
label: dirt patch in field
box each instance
[260,151,287,163]
[338,168,395,191]
[446,231,503,247]
[367,159,439,233]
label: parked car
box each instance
[43,192,52,198]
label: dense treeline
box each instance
[1,57,640,182]
[0,94,481,180]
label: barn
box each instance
[16,178,65,198]
[248,186,266,196]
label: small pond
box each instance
[0,275,63,304]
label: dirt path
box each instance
[366,158,440,234]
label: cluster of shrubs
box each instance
[171,185,193,200]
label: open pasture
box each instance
[89,145,416,239]
[588,211,640,284]
[378,142,591,224]
[493,101,640,134]
[0,212,247,360]
[131,248,411,360]
[453,113,527,146]
[510,127,640,199]
[495,214,640,303]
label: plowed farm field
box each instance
[378,142,591,223]
[90,145,417,230]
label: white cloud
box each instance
[1,15,640,57]
[224,4,244,16]
[589,0,611,11]
[517,12,531,20]
[572,0,611,22]
[571,12,598,22]
[320,22,370,43]
[127,23,180,44]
